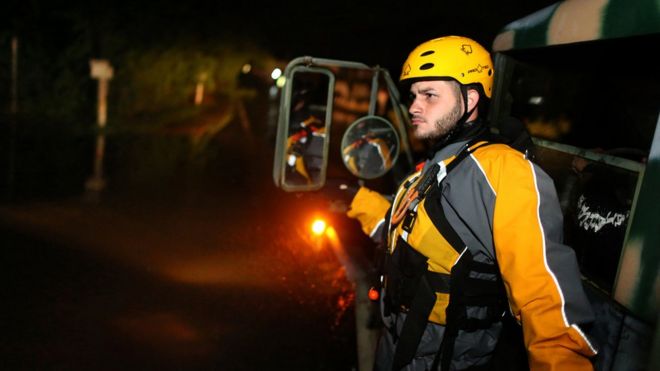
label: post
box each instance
[10,36,18,114]
[86,59,114,196]
[89,59,114,128]
[84,134,107,195]
[325,227,379,371]
[354,275,381,371]
[6,36,19,202]
[195,72,207,106]
[97,79,108,126]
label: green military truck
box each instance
[272,0,659,369]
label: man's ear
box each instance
[467,88,480,113]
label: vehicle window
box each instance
[494,35,659,294]
[532,144,642,292]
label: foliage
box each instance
[0,4,95,123]
[0,1,279,126]
[111,43,274,119]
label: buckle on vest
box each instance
[402,209,417,232]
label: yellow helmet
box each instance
[399,36,494,98]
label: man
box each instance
[286,89,327,185]
[286,114,325,184]
[343,36,597,370]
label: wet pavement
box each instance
[0,97,361,370]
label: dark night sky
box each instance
[235,1,560,72]
[219,0,560,73]
[2,0,559,75]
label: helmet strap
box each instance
[425,84,486,157]
[435,85,478,145]
[460,85,480,123]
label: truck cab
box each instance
[488,1,659,369]
[272,1,659,369]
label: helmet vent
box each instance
[420,50,435,56]
[419,63,434,70]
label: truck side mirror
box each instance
[340,116,400,179]
[275,67,335,191]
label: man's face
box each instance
[408,80,463,141]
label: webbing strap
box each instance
[434,251,507,371]
[391,275,436,371]
[446,140,492,172]
[387,238,450,371]
[438,249,472,371]
[424,185,466,254]
[401,140,494,236]
[426,270,451,293]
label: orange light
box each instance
[311,219,327,236]
[368,287,380,301]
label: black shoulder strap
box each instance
[400,139,494,234]
[446,139,494,173]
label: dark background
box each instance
[2,0,558,76]
[0,0,559,126]
[0,3,559,369]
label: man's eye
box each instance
[425,93,437,99]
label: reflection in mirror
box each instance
[283,70,331,188]
[341,116,399,179]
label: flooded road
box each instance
[0,94,361,370]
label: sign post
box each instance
[89,59,114,127]
[86,59,114,196]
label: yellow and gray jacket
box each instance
[347,136,597,370]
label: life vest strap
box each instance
[391,274,436,371]
[438,251,507,371]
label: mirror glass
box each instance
[341,116,400,179]
[283,70,332,189]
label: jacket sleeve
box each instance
[346,186,392,244]
[490,151,597,370]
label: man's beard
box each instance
[415,102,463,141]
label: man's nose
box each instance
[408,98,421,115]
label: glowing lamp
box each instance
[368,287,380,301]
[311,219,327,236]
[271,68,282,80]
[276,76,286,88]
